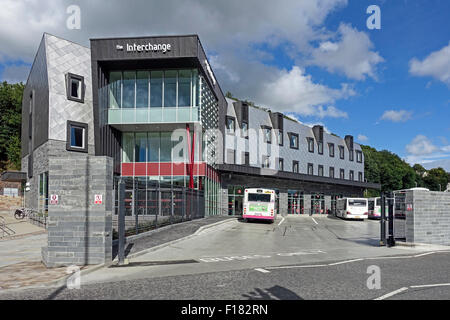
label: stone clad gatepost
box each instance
[42,156,113,267]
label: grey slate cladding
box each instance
[404,190,450,245]
[224,98,364,181]
[42,156,113,267]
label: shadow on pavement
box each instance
[46,285,66,300]
[242,286,303,300]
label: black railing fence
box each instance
[112,177,205,239]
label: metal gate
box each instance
[113,177,205,238]
[393,191,407,241]
[380,191,407,247]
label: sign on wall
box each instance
[94,194,103,205]
[50,194,59,205]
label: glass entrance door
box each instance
[227,185,244,216]
[288,190,304,214]
[311,193,325,215]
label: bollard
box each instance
[118,179,125,265]
[380,192,386,246]
[387,191,396,247]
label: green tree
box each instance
[0,81,24,171]
[423,167,449,191]
[225,91,235,99]
[361,145,416,195]
[412,163,427,187]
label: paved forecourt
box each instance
[78,214,438,285]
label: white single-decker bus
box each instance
[243,188,276,223]
[368,197,381,219]
[336,198,368,220]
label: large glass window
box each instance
[136,71,149,108]
[226,117,235,134]
[293,161,299,173]
[70,126,84,148]
[289,133,299,149]
[164,70,177,107]
[339,146,345,159]
[135,132,147,162]
[150,71,163,107]
[160,132,172,161]
[356,150,363,163]
[241,121,248,138]
[109,69,199,110]
[122,71,135,108]
[66,121,87,153]
[122,133,134,162]
[109,72,121,108]
[307,138,314,153]
[263,128,271,144]
[148,132,160,162]
[328,143,335,157]
[178,70,191,107]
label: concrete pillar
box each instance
[304,194,311,215]
[220,187,228,215]
[279,192,288,216]
[324,195,331,214]
[42,156,113,267]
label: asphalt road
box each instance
[1,215,449,300]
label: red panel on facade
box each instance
[159,163,172,176]
[172,163,185,176]
[193,162,206,176]
[134,163,146,176]
[147,163,159,176]
[121,163,133,176]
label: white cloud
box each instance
[284,114,331,133]
[308,23,384,80]
[0,0,361,118]
[405,135,450,166]
[1,64,30,83]
[257,66,353,117]
[409,42,450,86]
[406,135,438,156]
[0,0,348,62]
[380,110,413,122]
[357,134,368,142]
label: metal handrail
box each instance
[0,216,16,238]
[26,209,48,229]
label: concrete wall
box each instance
[406,190,450,245]
[22,140,95,210]
[42,156,113,267]
[0,195,23,212]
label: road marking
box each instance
[267,264,328,270]
[264,251,450,270]
[311,217,318,225]
[374,287,409,300]
[254,268,270,273]
[413,251,435,257]
[328,258,364,266]
[278,217,285,226]
[410,283,450,289]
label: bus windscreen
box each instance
[348,200,367,207]
[248,193,271,202]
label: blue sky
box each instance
[0,0,449,169]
